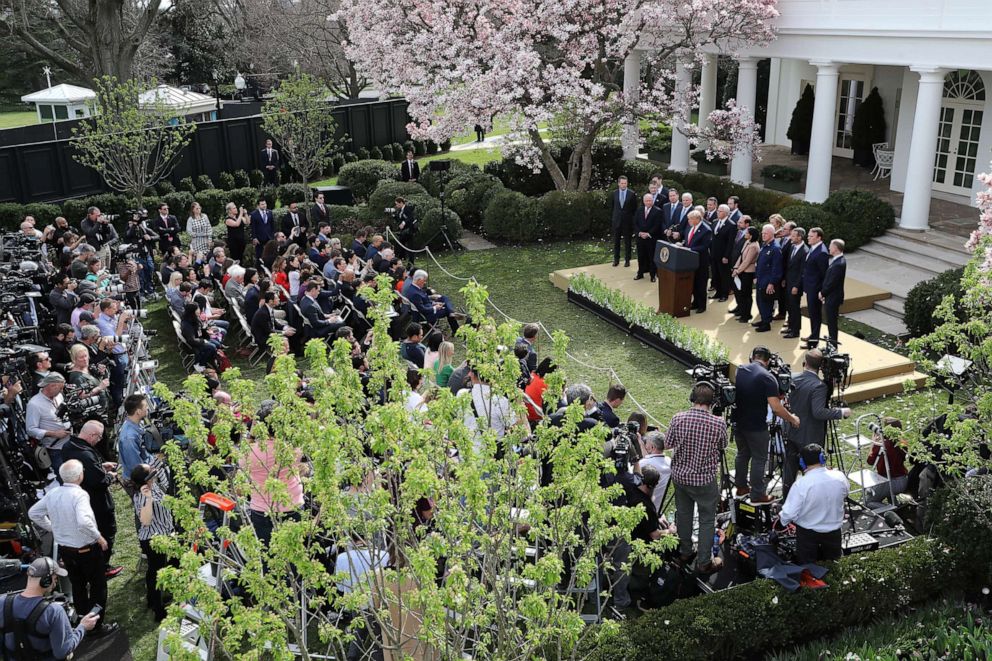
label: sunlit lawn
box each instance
[0,110,39,129]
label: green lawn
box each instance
[112,239,937,658]
[0,110,39,129]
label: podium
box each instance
[654,240,698,318]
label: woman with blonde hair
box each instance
[186,201,212,254]
[434,341,455,387]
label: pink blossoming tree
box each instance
[337,0,778,191]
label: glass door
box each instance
[934,104,984,194]
[833,77,866,157]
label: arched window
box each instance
[943,70,985,102]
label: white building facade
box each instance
[624,0,992,231]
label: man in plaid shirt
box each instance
[666,382,729,573]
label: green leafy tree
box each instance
[70,76,196,207]
[154,276,671,660]
[262,74,347,205]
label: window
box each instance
[943,70,985,102]
[54,105,68,120]
[39,105,53,121]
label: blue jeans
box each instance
[48,448,63,479]
[109,353,129,410]
[139,254,155,295]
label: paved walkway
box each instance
[459,230,496,251]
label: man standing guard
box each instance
[611,176,638,267]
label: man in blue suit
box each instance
[634,193,664,282]
[819,239,847,346]
[299,280,344,339]
[250,198,274,251]
[753,223,783,332]
[682,211,712,313]
[402,269,461,333]
[659,189,681,241]
[801,227,830,349]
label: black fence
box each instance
[0,97,411,204]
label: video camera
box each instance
[608,420,640,471]
[692,363,736,417]
[58,386,105,425]
[766,352,793,397]
[820,344,852,392]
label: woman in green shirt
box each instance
[435,341,455,387]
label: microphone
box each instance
[0,559,28,573]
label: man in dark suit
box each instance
[708,204,735,302]
[153,202,181,254]
[597,384,626,429]
[311,192,330,228]
[250,199,274,250]
[611,176,638,267]
[703,197,719,225]
[683,211,712,313]
[393,197,417,258]
[300,280,345,339]
[400,150,420,182]
[659,189,681,241]
[727,196,742,223]
[774,222,794,321]
[251,291,295,347]
[281,201,309,248]
[820,238,847,346]
[782,227,808,339]
[634,193,663,282]
[261,139,280,185]
[801,227,830,349]
[650,175,670,207]
[352,228,368,260]
[402,269,461,333]
[753,224,782,332]
[784,350,850,495]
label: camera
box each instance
[692,363,736,417]
[608,420,640,470]
[867,421,883,436]
[766,352,793,396]
[820,345,852,390]
[384,207,398,216]
[115,243,142,259]
[127,208,149,221]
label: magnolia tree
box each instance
[71,76,196,207]
[906,164,992,477]
[338,0,777,191]
[262,73,348,203]
[687,100,764,163]
[155,276,669,660]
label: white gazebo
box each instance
[138,84,219,122]
[20,83,96,123]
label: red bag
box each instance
[215,349,232,373]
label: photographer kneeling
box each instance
[778,443,848,564]
[0,558,100,660]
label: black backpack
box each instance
[1,594,50,661]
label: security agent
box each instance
[732,346,799,503]
[784,349,851,494]
[778,443,849,564]
[0,557,100,660]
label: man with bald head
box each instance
[634,192,663,282]
[61,420,122,578]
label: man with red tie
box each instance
[682,210,713,313]
[634,193,663,283]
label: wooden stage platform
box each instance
[550,262,926,403]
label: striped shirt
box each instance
[28,483,101,548]
[666,408,729,486]
[132,480,174,541]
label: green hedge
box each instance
[821,189,896,247]
[930,476,992,586]
[903,267,966,337]
[364,181,430,221]
[413,207,462,248]
[583,536,954,661]
[337,159,398,202]
[538,190,610,239]
[194,189,228,224]
[195,174,214,191]
[482,189,543,242]
[0,202,63,229]
[276,183,309,205]
[446,174,505,229]
[217,172,236,190]
[233,170,251,188]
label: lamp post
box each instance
[234,73,246,101]
[211,69,221,112]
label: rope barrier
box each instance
[384,228,669,429]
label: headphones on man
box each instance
[798,444,828,472]
[38,557,56,588]
[689,381,716,406]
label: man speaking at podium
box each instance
[634,193,663,283]
[681,210,712,313]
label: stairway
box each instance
[843,228,972,336]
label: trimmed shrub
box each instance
[369,146,384,160]
[343,152,359,164]
[930,476,992,586]
[413,207,462,248]
[218,172,236,190]
[249,169,264,187]
[903,267,966,337]
[162,191,195,218]
[413,140,426,156]
[178,176,197,193]
[337,159,398,202]
[226,187,260,215]
[777,202,837,235]
[618,159,663,192]
[0,202,62,230]
[446,174,505,229]
[418,160,481,198]
[276,183,308,206]
[332,154,346,173]
[356,147,371,160]
[760,164,803,182]
[364,181,430,222]
[440,139,452,152]
[328,206,364,234]
[425,140,439,155]
[584,536,952,661]
[484,158,556,197]
[390,143,405,161]
[156,180,176,195]
[195,189,228,224]
[233,169,252,188]
[483,189,542,242]
[195,174,214,191]
[821,189,896,247]
[538,190,609,239]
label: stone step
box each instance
[872,297,906,318]
[844,253,932,300]
[870,234,971,268]
[889,228,972,256]
[843,308,908,337]
[858,242,963,276]
[844,371,927,404]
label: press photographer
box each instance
[79,207,118,266]
[785,349,851,495]
[732,346,799,503]
[777,443,848,563]
[25,373,71,474]
[122,210,158,300]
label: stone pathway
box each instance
[459,230,496,251]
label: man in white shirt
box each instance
[25,373,71,474]
[638,431,672,513]
[461,367,520,447]
[29,460,116,636]
[778,443,848,564]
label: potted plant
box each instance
[692,150,728,176]
[645,124,673,163]
[851,87,887,169]
[787,84,814,156]
[761,164,805,194]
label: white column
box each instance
[804,60,840,203]
[622,51,642,160]
[900,67,947,231]
[730,57,759,185]
[670,60,692,172]
[698,53,718,132]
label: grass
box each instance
[0,110,39,129]
[111,238,939,658]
